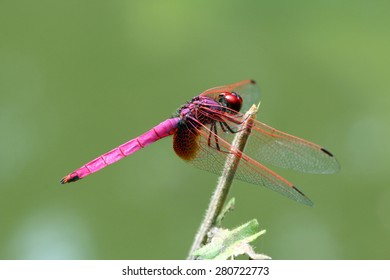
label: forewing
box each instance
[247,120,340,174]
[200,80,339,174]
[198,106,340,174]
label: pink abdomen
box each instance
[61,117,180,183]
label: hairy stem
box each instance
[187,104,258,259]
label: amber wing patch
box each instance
[173,125,200,161]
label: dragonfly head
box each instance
[218,92,243,113]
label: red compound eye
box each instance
[219,92,243,112]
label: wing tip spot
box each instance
[321,147,334,157]
[292,186,314,207]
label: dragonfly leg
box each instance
[207,122,215,147]
[219,121,242,134]
[207,122,222,151]
[213,122,221,151]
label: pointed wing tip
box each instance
[292,186,314,207]
[320,147,341,173]
[329,162,341,173]
[305,199,314,207]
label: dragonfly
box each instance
[61,80,339,206]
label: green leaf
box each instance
[215,197,235,226]
[193,219,270,260]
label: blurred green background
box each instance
[1,0,389,259]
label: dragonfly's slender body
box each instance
[61,80,339,206]
[61,118,179,183]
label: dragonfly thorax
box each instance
[177,96,219,121]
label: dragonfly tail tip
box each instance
[60,174,80,184]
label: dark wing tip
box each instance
[292,186,314,207]
[321,147,334,157]
[60,174,80,184]
[320,147,341,173]
[249,79,256,84]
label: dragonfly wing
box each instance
[200,80,339,174]
[246,120,340,174]
[197,106,340,174]
[176,117,313,206]
[200,80,260,112]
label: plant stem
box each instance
[187,104,258,260]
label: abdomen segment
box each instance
[61,117,180,183]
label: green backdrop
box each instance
[1,0,389,259]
